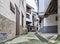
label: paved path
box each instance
[5,32,39,44]
[5,32,58,44]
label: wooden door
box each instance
[15,4,20,35]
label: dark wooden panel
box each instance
[15,4,20,35]
[45,0,58,17]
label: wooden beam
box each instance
[45,0,57,15]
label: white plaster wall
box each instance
[0,0,20,22]
[44,15,58,26]
[0,0,19,40]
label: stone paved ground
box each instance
[5,32,40,44]
[5,32,49,44]
[5,32,59,44]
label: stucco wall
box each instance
[0,0,16,22]
[0,0,16,41]
[0,0,27,42]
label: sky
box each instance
[38,0,51,15]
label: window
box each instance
[26,14,30,19]
[26,6,31,14]
[10,2,15,14]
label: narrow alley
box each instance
[0,0,60,44]
[5,32,55,44]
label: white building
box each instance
[38,0,58,33]
[26,0,38,31]
[0,0,26,42]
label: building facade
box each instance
[26,0,38,32]
[32,11,39,31]
[38,0,58,33]
[0,0,26,42]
